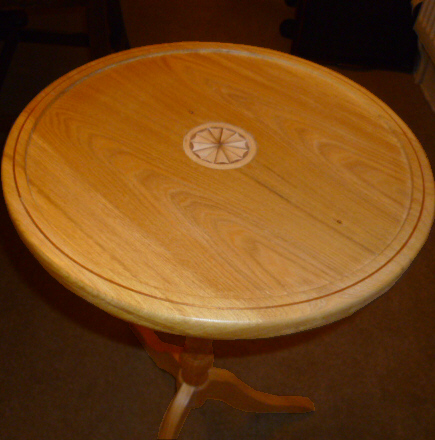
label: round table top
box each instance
[2,43,434,339]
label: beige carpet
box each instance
[1,1,434,439]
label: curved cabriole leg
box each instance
[158,383,196,439]
[131,328,315,439]
[199,367,315,413]
[130,324,182,377]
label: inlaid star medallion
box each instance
[184,123,257,170]
[191,127,249,164]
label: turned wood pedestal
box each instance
[2,43,433,438]
[131,326,314,439]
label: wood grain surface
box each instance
[2,42,434,339]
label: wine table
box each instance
[2,42,434,438]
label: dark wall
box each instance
[291,0,418,71]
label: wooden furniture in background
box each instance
[2,42,434,438]
[0,0,129,91]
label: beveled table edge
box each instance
[2,42,434,339]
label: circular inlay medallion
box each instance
[183,122,257,169]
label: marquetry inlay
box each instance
[3,42,433,341]
[183,122,257,169]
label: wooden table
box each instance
[2,42,434,438]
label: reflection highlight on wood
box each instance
[2,42,433,340]
[2,41,433,440]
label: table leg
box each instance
[199,367,315,413]
[131,325,314,439]
[131,324,182,377]
[158,383,196,439]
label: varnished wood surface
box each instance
[2,42,434,339]
[132,326,314,439]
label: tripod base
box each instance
[131,325,314,439]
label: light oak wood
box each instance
[183,122,257,169]
[132,326,314,439]
[159,383,195,439]
[2,42,434,339]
